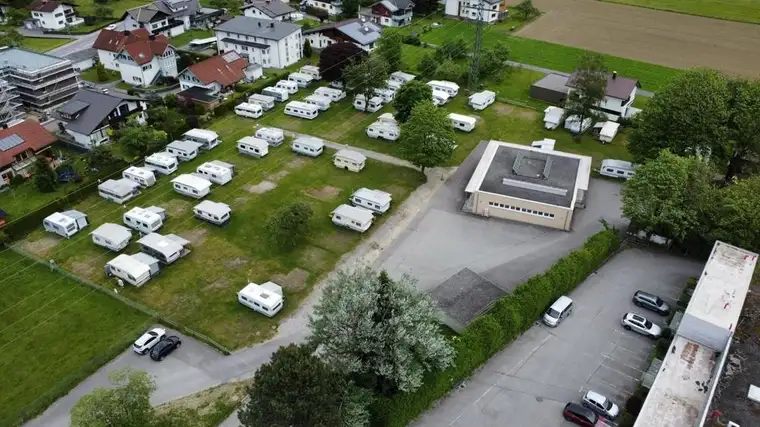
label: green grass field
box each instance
[600,0,760,25]
[19,37,73,52]
[0,251,152,426]
[169,29,215,48]
[78,67,120,83]
[69,0,148,17]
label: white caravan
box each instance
[353,94,383,112]
[389,71,415,85]
[171,174,212,199]
[123,207,164,234]
[262,87,289,102]
[137,232,191,265]
[314,86,345,102]
[385,79,402,92]
[237,136,269,158]
[594,121,621,144]
[432,89,450,106]
[234,102,264,119]
[238,282,284,317]
[374,88,395,103]
[564,115,593,134]
[299,65,320,79]
[284,101,319,119]
[366,121,400,141]
[91,223,132,252]
[543,106,565,130]
[248,93,276,110]
[333,149,366,172]
[122,166,156,188]
[98,178,141,204]
[331,204,374,233]
[427,80,459,97]
[468,90,495,111]
[303,94,332,111]
[275,80,298,94]
[196,162,233,185]
[292,136,324,157]
[183,128,221,151]
[106,254,152,287]
[448,113,477,132]
[144,152,178,175]
[287,72,314,88]
[350,188,392,214]
[166,140,202,161]
[377,112,397,125]
[600,159,636,180]
[43,210,88,238]
[255,127,285,147]
[193,200,231,226]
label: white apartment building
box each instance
[27,0,84,31]
[305,0,343,16]
[444,0,505,23]
[214,17,302,69]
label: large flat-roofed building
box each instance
[0,47,79,112]
[635,241,758,427]
[463,140,591,231]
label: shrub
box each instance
[625,394,643,416]
[403,34,421,46]
[617,412,635,427]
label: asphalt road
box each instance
[46,21,125,57]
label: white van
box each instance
[275,80,298,94]
[314,86,345,102]
[193,200,231,226]
[262,86,289,102]
[333,149,366,172]
[600,159,636,180]
[288,72,314,88]
[427,80,459,97]
[432,89,450,106]
[468,90,495,111]
[144,152,178,175]
[366,121,399,141]
[303,94,331,111]
[350,188,392,214]
[354,94,383,112]
[237,136,269,158]
[255,127,285,147]
[248,93,276,110]
[284,101,319,119]
[123,206,163,234]
[235,102,264,119]
[238,282,284,317]
[183,128,221,151]
[543,296,573,327]
[166,140,202,161]
[123,166,156,188]
[171,174,212,199]
[292,136,324,157]
[300,65,320,79]
[196,162,233,185]
[448,113,477,132]
[331,204,374,233]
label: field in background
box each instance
[169,29,215,49]
[69,0,147,17]
[600,0,760,24]
[20,37,73,52]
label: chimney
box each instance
[612,71,617,79]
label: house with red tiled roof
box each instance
[0,120,57,184]
[93,28,151,70]
[178,51,262,95]
[26,0,83,31]
[92,29,178,87]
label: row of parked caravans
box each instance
[428,80,460,106]
[366,113,399,141]
[104,232,192,286]
[330,187,393,232]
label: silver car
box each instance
[621,313,662,339]
[582,390,620,420]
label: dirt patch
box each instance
[179,228,208,246]
[515,108,539,120]
[224,257,250,269]
[205,278,230,291]
[286,157,308,169]
[233,196,250,206]
[493,103,514,116]
[20,235,60,257]
[305,186,342,201]
[268,170,290,182]
[156,380,251,417]
[244,180,277,194]
[316,232,357,252]
[300,246,331,270]
[272,267,310,292]
[68,258,99,280]
[164,199,192,217]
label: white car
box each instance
[106,24,117,30]
[133,327,166,354]
[582,390,620,420]
[621,312,662,339]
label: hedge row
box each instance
[370,227,622,427]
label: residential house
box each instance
[0,120,57,184]
[305,0,342,16]
[93,30,178,87]
[444,0,506,23]
[178,51,262,95]
[56,89,147,150]
[26,0,84,31]
[0,47,79,112]
[214,17,302,69]
[243,0,298,21]
[566,70,640,119]
[65,48,97,72]
[359,0,414,27]
[304,19,382,52]
[123,0,224,37]
[93,28,152,71]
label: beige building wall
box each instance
[472,190,573,231]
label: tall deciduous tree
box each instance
[413,0,438,14]
[266,201,313,251]
[146,105,188,140]
[342,56,389,107]
[115,122,167,158]
[513,0,540,20]
[399,101,456,173]
[434,60,466,83]
[436,38,469,61]
[417,52,438,79]
[32,156,57,193]
[239,344,371,427]
[725,79,760,180]
[341,0,361,17]
[88,145,120,169]
[302,39,312,58]
[708,175,760,252]
[393,80,432,123]
[309,267,455,394]
[564,53,607,134]
[476,43,510,81]
[374,28,403,73]
[0,28,23,48]
[71,368,156,427]
[319,42,366,83]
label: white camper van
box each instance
[137,232,191,265]
[43,210,88,238]
[144,152,178,175]
[193,200,231,226]
[248,93,276,110]
[275,80,298,94]
[366,121,400,141]
[353,94,383,112]
[299,65,320,79]
[91,223,132,252]
[122,166,156,188]
[447,113,477,132]
[235,102,264,119]
[303,94,331,111]
[350,188,392,214]
[543,106,565,130]
[600,159,636,180]
[333,149,366,172]
[183,129,221,151]
[292,136,324,157]
[166,140,202,161]
[468,90,495,111]
[314,86,345,102]
[331,204,374,233]
[389,71,415,85]
[427,80,459,97]
[123,207,164,234]
[106,254,152,287]
[196,162,233,185]
[284,101,319,119]
[237,136,269,158]
[431,89,450,106]
[262,86,289,102]
[237,282,284,317]
[98,178,141,204]
[171,174,212,199]
[255,127,285,147]
[288,72,314,88]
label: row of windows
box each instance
[488,201,555,219]
[174,183,200,194]
[125,216,159,229]
[195,210,228,221]
[285,106,317,117]
[293,144,321,152]
[333,215,364,226]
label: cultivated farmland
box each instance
[600,0,760,25]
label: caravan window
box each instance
[66,224,76,232]
[334,215,342,220]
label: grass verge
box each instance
[169,29,215,48]
[19,37,73,52]
[156,380,251,426]
[79,67,120,83]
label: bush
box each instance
[625,394,643,416]
[403,34,421,46]
[617,412,635,427]
[305,5,328,18]
[9,174,25,187]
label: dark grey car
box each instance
[633,291,671,316]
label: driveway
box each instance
[412,248,703,427]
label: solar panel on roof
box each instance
[0,134,23,151]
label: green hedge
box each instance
[370,227,622,427]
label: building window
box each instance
[487,201,555,219]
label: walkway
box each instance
[284,130,416,168]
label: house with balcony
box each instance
[305,0,343,16]
[214,17,302,69]
[243,0,298,21]
[56,89,147,150]
[92,30,178,87]
[0,47,79,112]
[178,51,262,95]
[567,70,641,119]
[303,19,382,52]
[26,0,84,31]
[0,120,57,184]
[359,0,414,27]
[444,0,506,24]
[123,0,224,37]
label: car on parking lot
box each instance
[621,312,662,339]
[150,336,181,361]
[563,402,599,426]
[543,295,573,327]
[633,290,671,316]
[133,328,166,354]
[582,390,620,420]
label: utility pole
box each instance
[468,4,486,92]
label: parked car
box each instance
[563,402,599,426]
[133,328,166,354]
[106,24,117,30]
[150,335,181,361]
[633,290,671,316]
[582,390,620,420]
[621,312,662,339]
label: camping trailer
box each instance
[237,282,284,317]
[427,80,459,97]
[366,121,399,141]
[144,152,178,175]
[255,127,285,147]
[237,136,269,158]
[196,162,233,185]
[288,72,314,88]
[275,80,298,94]
[105,254,152,287]
[389,71,415,85]
[122,166,156,188]
[193,200,231,226]
[594,121,621,144]
[235,102,264,119]
[299,65,320,79]
[448,113,477,132]
[91,223,132,252]
[331,204,374,233]
[303,94,332,111]
[166,140,202,161]
[385,79,402,92]
[431,89,450,106]
[137,232,191,265]
[564,115,592,134]
[350,188,392,214]
[98,178,141,204]
[123,207,163,234]
[600,159,636,180]
[374,88,395,103]
[208,160,235,175]
[284,101,319,119]
[531,138,556,152]
[43,210,88,238]
[171,174,212,199]
[333,149,366,172]
[353,94,383,112]
[183,129,221,151]
[292,136,324,157]
[262,86,289,102]
[468,90,495,111]
[248,93,276,110]
[131,252,160,277]
[314,86,345,102]
[543,106,565,130]
[377,113,397,125]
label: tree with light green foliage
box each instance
[374,28,403,73]
[115,122,167,158]
[266,201,313,251]
[399,101,456,173]
[342,56,389,109]
[71,368,156,427]
[393,80,432,123]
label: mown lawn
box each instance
[0,251,152,426]
[600,0,760,24]
[169,29,215,48]
[69,0,148,17]
[19,37,72,52]
[79,67,120,83]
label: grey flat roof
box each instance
[214,16,299,40]
[99,178,138,196]
[429,268,506,333]
[479,144,580,208]
[532,73,570,93]
[338,21,381,46]
[0,48,70,72]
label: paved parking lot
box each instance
[412,248,703,427]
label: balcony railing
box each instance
[11,71,78,90]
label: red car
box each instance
[563,402,599,426]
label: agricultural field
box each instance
[600,0,760,25]
[18,116,425,350]
[0,251,151,426]
[19,37,73,53]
